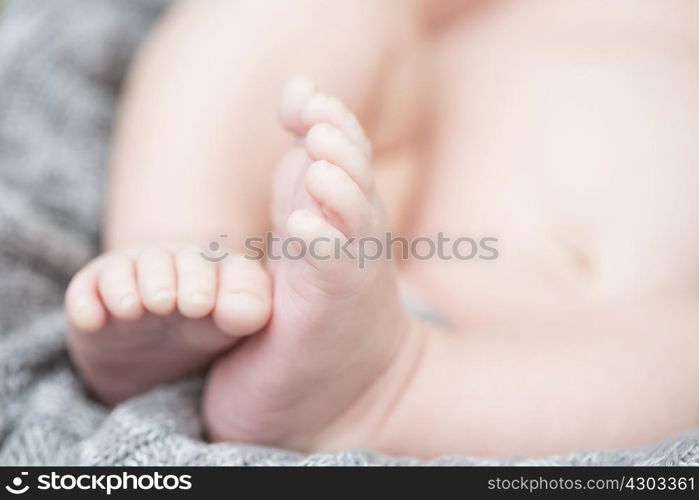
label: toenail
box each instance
[120,294,138,309]
[75,301,92,316]
[327,96,344,111]
[290,209,314,226]
[286,74,314,93]
[312,122,335,136]
[190,292,212,306]
[153,289,174,303]
[310,160,333,174]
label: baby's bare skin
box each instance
[66,0,699,458]
[403,0,699,325]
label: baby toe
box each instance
[301,92,372,158]
[175,247,218,319]
[305,160,373,238]
[279,74,316,137]
[66,263,107,332]
[286,209,360,284]
[97,254,144,321]
[136,247,177,315]
[305,123,373,193]
[213,255,271,336]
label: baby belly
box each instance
[397,15,699,326]
[400,156,699,327]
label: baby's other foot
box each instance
[203,77,424,451]
[66,245,271,405]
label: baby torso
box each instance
[374,1,699,327]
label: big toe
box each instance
[278,74,316,136]
[213,255,272,336]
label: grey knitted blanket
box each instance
[0,0,696,466]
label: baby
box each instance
[64,0,699,458]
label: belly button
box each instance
[565,239,593,276]
[544,225,596,286]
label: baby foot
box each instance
[65,245,271,405]
[203,77,424,451]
